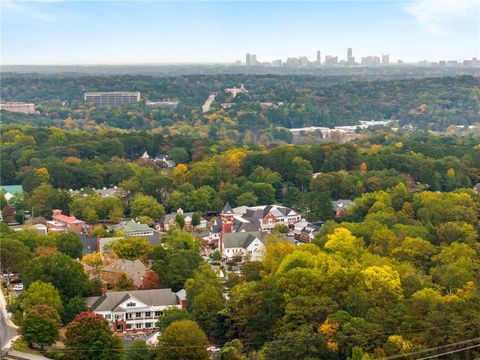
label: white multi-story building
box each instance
[86,289,186,334]
[84,92,141,107]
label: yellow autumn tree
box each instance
[359,162,368,174]
[81,252,104,272]
[34,167,50,181]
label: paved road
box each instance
[5,349,50,360]
[0,289,18,351]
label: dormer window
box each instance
[126,302,136,307]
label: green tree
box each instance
[191,212,202,227]
[23,253,91,301]
[271,223,290,234]
[176,213,185,229]
[65,311,124,360]
[22,281,63,314]
[0,237,32,275]
[127,340,154,360]
[22,304,60,349]
[218,339,246,360]
[237,192,258,206]
[116,273,134,290]
[262,325,334,360]
[57,231,83,259]
[62,296,87,324]
[156,320,209,360]
[131,193,165,219]
[157,308,193,331]
[185,265,225,336]
[110,237,153,261]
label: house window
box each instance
[136,323,142,329]
[145,312,151,317]
[105,314,111,319]
[155,311,162,317]
[145,322,152,328]
[126,313,133,319]
[126,324,133,330]
[126,302,136,307]
[135,312,142,317]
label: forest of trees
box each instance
[1,74,479,132]
[1,124,478,223]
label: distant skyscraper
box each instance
[382,54,390,65]
[299,56,309,66]
[316,50,321,64]
[324,55,338,66]
[347,48,354,65]
[246,53,252,66]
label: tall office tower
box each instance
[246,53,252,66]
[347,48,355,65]
[252,54,257,65]
[84,92,141,107]
[316,50,321,64]
[382,53,390,65]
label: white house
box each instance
[85,288,186,334]
[221,231,265,261]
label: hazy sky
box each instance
[1,0,479,65]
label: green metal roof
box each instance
[0,185,24,194]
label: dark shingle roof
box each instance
[222,231,263,249]
[86,288,179,312]
[222,202,234,214]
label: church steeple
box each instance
[222,202,233,215]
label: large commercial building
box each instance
[246,53,258,66]
[0,102,36,114]
[84,91,141,107]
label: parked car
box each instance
[13,283,24,291]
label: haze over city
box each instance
[1,0,479,65]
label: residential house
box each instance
[10,223,48,235]
[98,237,126,255]
[155,208,207,232]
[108,220,161,245]
[99,259,148,289]
[85,288,186,334]
[332,200,353,218]
[69,186,124,198]
[291,220,322,243]
[0,185,24,202]
[46,209,86,234]
[221,231,265,261]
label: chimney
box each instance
[52,209,62,216]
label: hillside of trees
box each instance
[1,74,479,132]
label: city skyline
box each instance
[1,0,479,65]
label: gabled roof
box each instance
[0,185,24,195]
[86,288,180,312]
[102,259,147,287]
[110,220,153,233]
[332,199,353,210]
[222,231,263,249]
